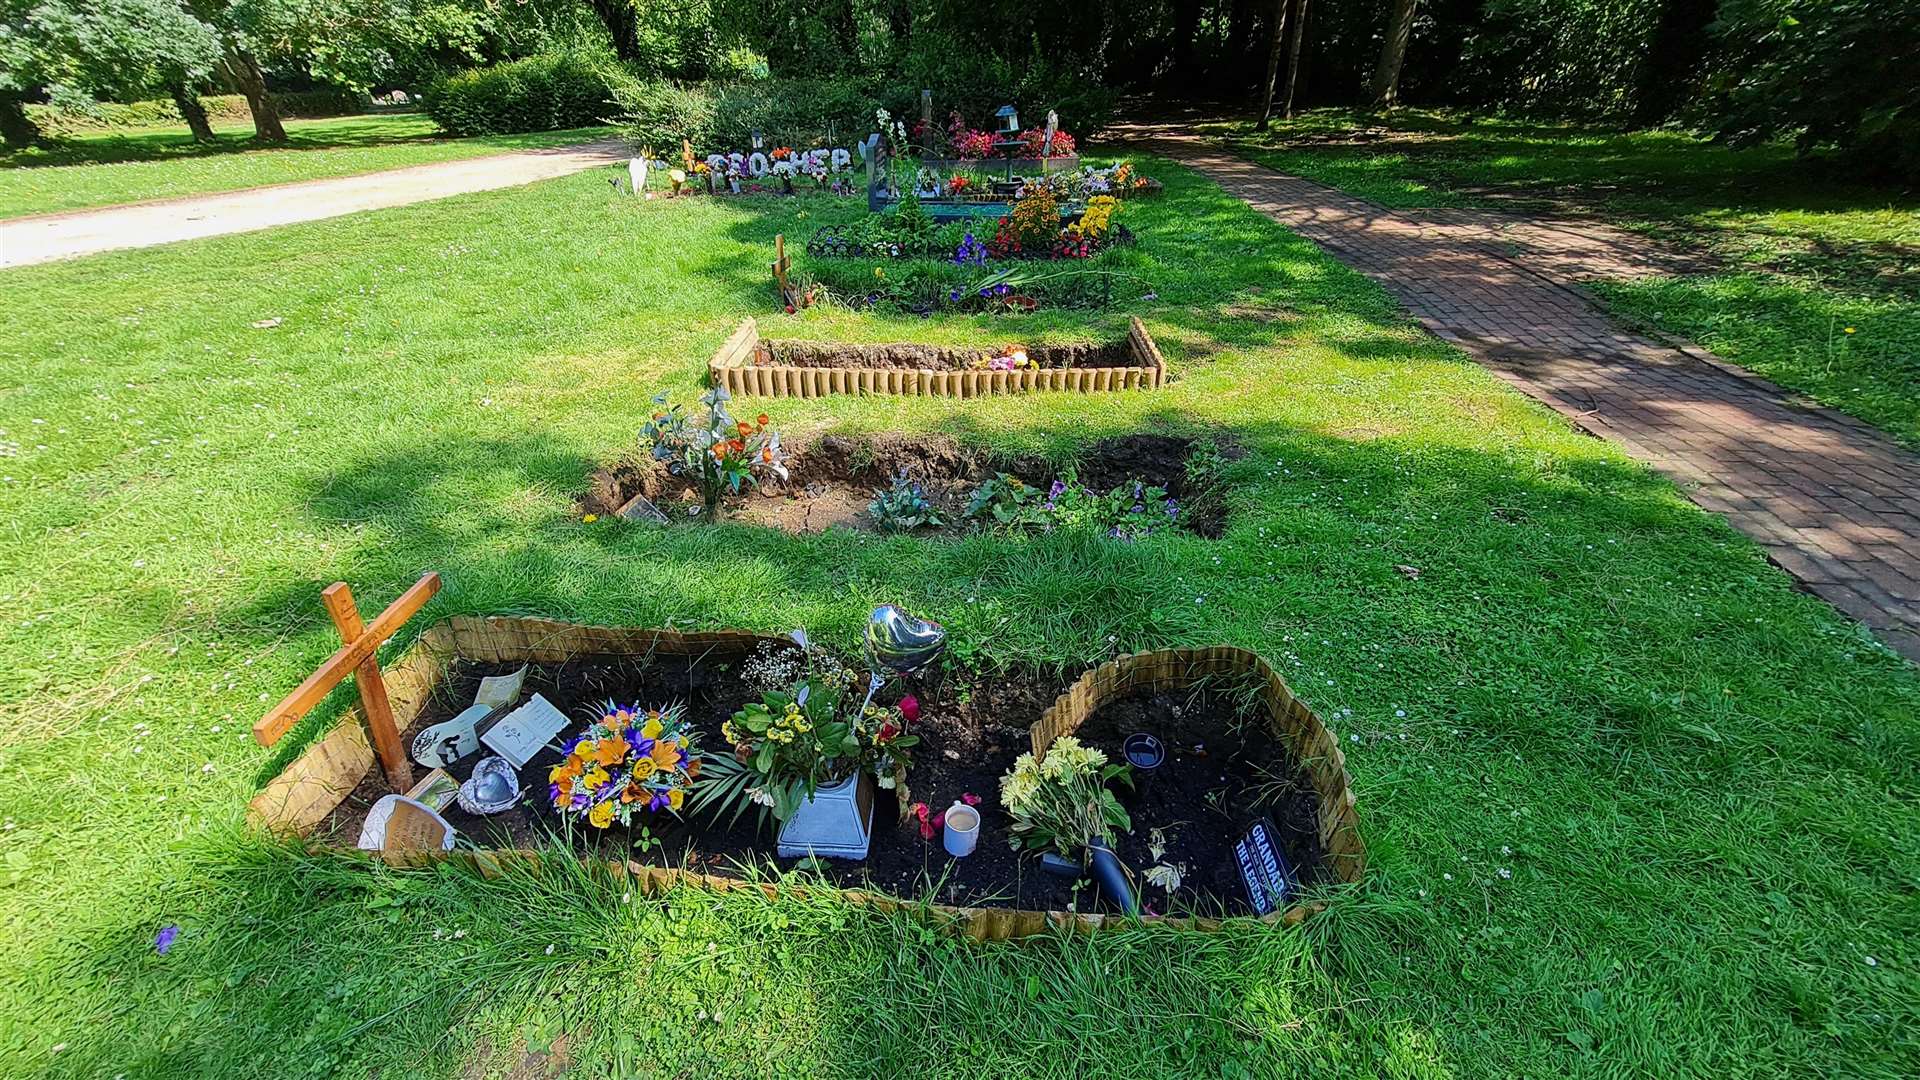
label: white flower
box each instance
[544,944,555,955]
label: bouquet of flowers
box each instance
[550,703,703,829]
[999,736,1132,855]
[642,388,787,519]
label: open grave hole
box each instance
[580,432,1239,538]
[314,649,1329,918]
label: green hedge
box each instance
[423,51,628,137]
[614,74,1115,160]
[614,79,878,154]
[24,90,367,138]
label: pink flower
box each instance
[899,694,920,725]
[961,792,981,807]
[912,802,935,840]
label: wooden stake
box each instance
[254,573,440,792]
[321,583,411,790]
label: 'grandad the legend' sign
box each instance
[1234,819,1297,915]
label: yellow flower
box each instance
[631,756,658,779]
[1844,326,1856,334]
[667,788,685,810]
[722,720,740,744]
[640,715,664,740]
[582,767,610,792]
[583,513,599,523]
[588,800,614,828]
[874,267,885,279]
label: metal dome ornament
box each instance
[456,755,521,815]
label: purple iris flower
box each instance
[154,925,179,955]
[633,737,654,755]
[649,790,671,811]
[1165,499,1180,519]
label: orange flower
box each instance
[730,438,745,453]
[595,733,629,767]
[650,739,680,768]
[757,414,769,427]
[760,447,773,463]
[685,757,702,778]
[737,421,751,436]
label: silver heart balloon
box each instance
[865,605,946,676]
[457,755,521,815]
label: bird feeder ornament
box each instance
[995,105,1019,135]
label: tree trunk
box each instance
[1171,2,1200,82]
[1281,0,1309,119]
[585,0,641,63]
[1370,0,1419,109]
[1254,0,1292,132]
[223,50,286,141]
[0,91,38,149]
[1632,0,1715,125]
[171,83,216,143]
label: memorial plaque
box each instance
[1234,818,1295,915]
[480,693,568,769]
[409,703,488,768]
[404,767,459,812]
[473,665,527,710]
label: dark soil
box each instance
[318,652,1326,918]
[579,432,1236,538]
[760,340,1138,372]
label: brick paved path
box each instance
[1139,135,1920,663]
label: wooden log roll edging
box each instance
[706,317,1168,399]
[250,618,1359,939]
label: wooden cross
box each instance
[771,234,798,308]
[252,572,441,790]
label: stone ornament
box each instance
[456,755,521,815]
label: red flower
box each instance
[912,802,936,840]
[899,694,920,725]
[961,792,981,807]
[876,721,898,743]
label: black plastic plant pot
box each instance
[1086,838,1139,916]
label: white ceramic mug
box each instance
[943,802,980,857]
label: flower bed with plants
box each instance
[582,429,1235,539]
[708,317,1165,397]
[257,614,1361,935]
[797,163,1155,314]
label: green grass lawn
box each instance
[1212,109,1920,449]
[1,158,1916,1079]
[0,112,613,219]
